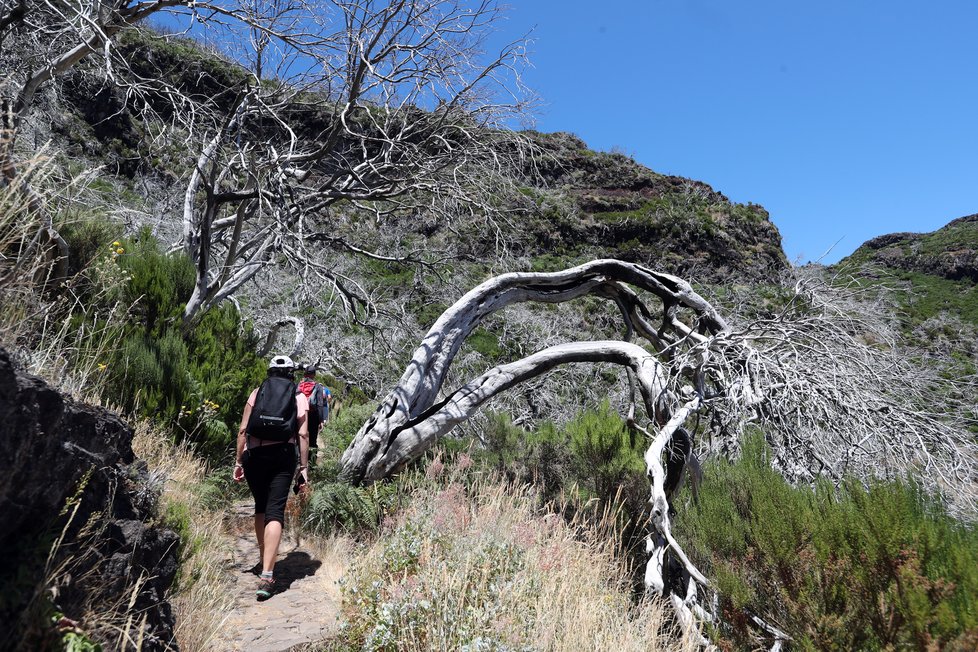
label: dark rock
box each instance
[844,214,978,283]
[0,348,180,651]
[863,232,919,249]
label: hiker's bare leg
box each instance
[262,520,284,573]
[254,513,265,560]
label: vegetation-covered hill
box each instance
[846,213,978,281]
[48,29,787,287]
[17,27,795,434]
[513,131,787,280]
[839,214,978,326]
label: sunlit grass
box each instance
[329,457,697,651]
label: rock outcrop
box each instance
[0,348,179,651]
[849,213,978,282]
[518,131,789,282]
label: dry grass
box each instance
[335,457,698,651]
[22,469,166,651]
[0,156,128,399]
[0,158,49,346]
[304,534,353,610]
[132,423,235,652]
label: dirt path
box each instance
[218,501,343,651]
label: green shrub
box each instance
[567,400,645,506]
[58,213,122,280]
[301,481,398,536]
[412,301,448,329]
[676,434,978,651]
[363,257,414,288]
[480,412,524,471]
[62,229,267,458]
[466,327,502,360]
[517,420,574,503]
[319,402,377,457]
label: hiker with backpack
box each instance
[233,355,310,601]
[297,364,330,452]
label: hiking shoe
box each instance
[256,577,275,601]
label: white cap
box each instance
[268,355,296,369]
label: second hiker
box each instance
[298,364,331,453]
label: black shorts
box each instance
[242,443,296,524]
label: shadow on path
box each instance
[272,551,322,592]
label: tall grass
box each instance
[333,458,697,651]
[18,464,177,652]
[0,158,130,397]
[132,422,235,652]
[0,157,53,351]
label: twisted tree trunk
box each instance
[338,258,978,646]
[338,259,730,637]
[339,259,728,482]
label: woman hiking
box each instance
[234,354,310,600]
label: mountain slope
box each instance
[518,131,787,281]
[839,214,978,326]
[846,213,978,282]
[44,29,788,288]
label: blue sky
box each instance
[496,1,978,264]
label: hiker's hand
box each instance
[233,464,245,482]
[299,467,309,485]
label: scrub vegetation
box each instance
[3,4,978,649]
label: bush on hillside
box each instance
[676,434,978,651]
[106,232,265,456]
[567,400,646,507]
[442,403,645,509]
[58,225,266,457]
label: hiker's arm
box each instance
[234,403,251,480]
[297,409,309,478]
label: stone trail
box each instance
[218,501,342,652]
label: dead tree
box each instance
[0,0,191,284]
[338,258,978,644]
[258,316,305,358]
[1,0,531,323]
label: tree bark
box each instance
[339,258,727,484]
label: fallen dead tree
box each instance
[338,258,978,646]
